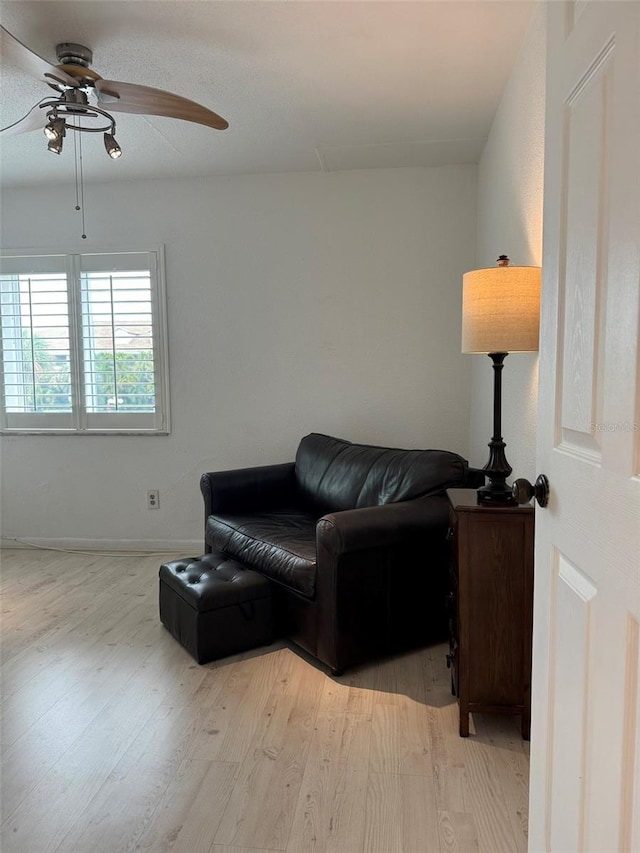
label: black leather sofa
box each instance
[201,433,482,674]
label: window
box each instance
[0,249,169,433]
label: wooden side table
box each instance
[446,488,534,739]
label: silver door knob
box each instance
[512,474,550,507]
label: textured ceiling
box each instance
[0,0,536,188]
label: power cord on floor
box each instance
[1,537,187,558]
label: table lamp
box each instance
[462,255,541,504]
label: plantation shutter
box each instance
[0,249,169,433]
[0,255,75,430]
[79,252,164,431]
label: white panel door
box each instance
[529,2,640,851]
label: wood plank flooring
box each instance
[0,548,530,853]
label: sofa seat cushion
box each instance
[206,508,318,598]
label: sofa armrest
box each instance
[465,467,487,488]
[316,494,449,556]
[200,462,297,517]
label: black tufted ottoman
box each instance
[159,553,272,664]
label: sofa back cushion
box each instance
[295,433,470,513]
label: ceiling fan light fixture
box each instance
[44,115,65,141]
[103,131,122,159]
[47,135,63,154]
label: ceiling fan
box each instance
[0,25,229,158]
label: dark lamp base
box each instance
[477,352,518,507]
[477,482,517,506]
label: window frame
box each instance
[0,247,170,435]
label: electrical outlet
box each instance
[147,489,160,510]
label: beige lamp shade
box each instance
[462,264,541,353]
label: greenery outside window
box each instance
[0,249,169,433]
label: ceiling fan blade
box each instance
[1,99,47,135]
[0,26,78,88]
[95,79,228,130]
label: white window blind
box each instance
[0,250,169,433]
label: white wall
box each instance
[469,5,546,482]
[1,166,477,549]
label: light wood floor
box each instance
[0,548,530,853]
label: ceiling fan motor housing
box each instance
[56,42,93,68]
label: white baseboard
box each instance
[0,536,202,554]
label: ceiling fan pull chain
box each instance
[73,125,80,212]
[77,118,87,239]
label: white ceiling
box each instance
[0,0,536,188]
